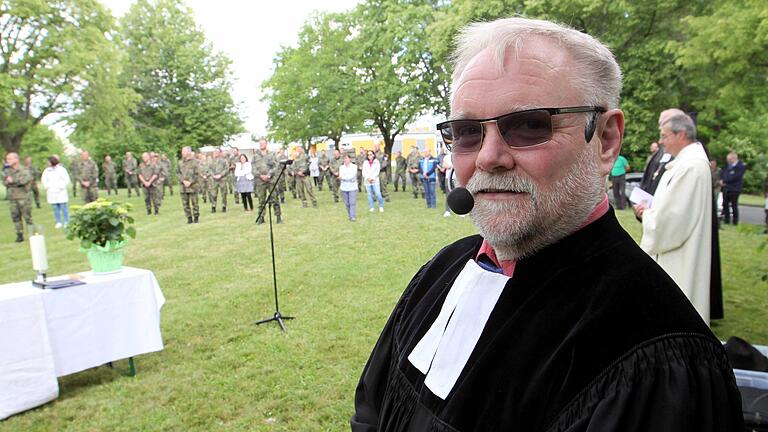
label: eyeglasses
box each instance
[436,106,606,154]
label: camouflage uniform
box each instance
[177,156,200,222]
[25,163,41,207]
[329,153,343,203]
[229,153,240,204]
[292,153,317,208]
[69,159,80,197]
[161,156,174,197]
[276,151,287,203]
[252,149,282,223]
[155,159,168,202]
[3,165,34,241]
[78,158,99,203]
[375,149,390,201]
[356,150,366,192]
[209,156,229,212]
[317,151,330,191]
[393,154,407,192]
[196,154,209,203]
[102,160,118,195]
[123,156,140,197]
[138,161,160,214]
[407,148,424,199]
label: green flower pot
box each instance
[82,240,126,274]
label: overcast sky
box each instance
[101,0,361,138]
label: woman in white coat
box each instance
[41,156,71,228]
[362,150,384,212]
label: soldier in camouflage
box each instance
[393,151,406,192]
[407,145,423,199]
[209,148,229,213]
[177,146,200,224]
[356,147,366,192]
[77,151,99,203]
[160,153,173,197]
[138,152,160,215]
[102,155,118,195]
[151,153,166,204]
[123,152,140,197]
[276,148,287,203]
[196,152,209,203]
[228,147,240,204]
[318,149,330,191]
[374,142,390,202]
[329,149,343,203]
[252,138,282,224]
[292,146,317,208]
[69,156,80,198]
[23,156,41,208]
[3,152,34,242]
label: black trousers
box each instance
[241,192,253,210]
[611,174,626,209]
[722,190,740,224]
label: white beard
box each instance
[466,144,605,260]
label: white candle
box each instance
[30,234,48,272]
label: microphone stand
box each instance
[255,161,294,331]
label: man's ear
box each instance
[596,109,625,176]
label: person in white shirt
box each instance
[362,150,384,213]
[339,153,358,221]
[41,156,71,228]
[234,154,254,212]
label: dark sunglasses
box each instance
[436,106,606,154]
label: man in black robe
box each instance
[351,17,742,431]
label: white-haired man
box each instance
[635,114,713,324]
[351,17,742,431]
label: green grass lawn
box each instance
[0,185,766,431]
[740,193,766,207]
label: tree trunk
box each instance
[1,131,24,154]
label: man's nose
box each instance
[475,122,517,173]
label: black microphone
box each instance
[279,159,293,165]
[447,187,474,215]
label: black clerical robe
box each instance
[352,210,742,431]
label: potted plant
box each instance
[65,199,136,273]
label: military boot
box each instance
[211,207,216,213]
[15,232,23,243]
[276,215,283,224]
[187,217,193,224]
[256,216,264,225]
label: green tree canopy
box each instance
[117,0,243,157]
[0,0,118,154]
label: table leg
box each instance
[128,357,136,377]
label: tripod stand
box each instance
[255,161,294,331]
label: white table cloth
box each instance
[0,266,165,420]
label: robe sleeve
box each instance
[351,263,428,432]
[350,309,396,432]
[548,337,743,432]
[641,163,710,255]
[581,360,743,431]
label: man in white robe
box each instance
[634,113,712,324]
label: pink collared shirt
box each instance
[476,194,610,276]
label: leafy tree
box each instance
[0,0,118,154]
[673,0,768,192]
[263,12,366,151]
[348,0,445,154]
[18,123,66,168]
[118,0,243,156]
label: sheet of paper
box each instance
[629,187,654,207]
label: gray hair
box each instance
[662,114,697,142]
[451,17,623,109]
